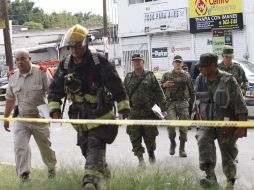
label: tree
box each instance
[29,7,45,24]
[8,0,103,29]
[24,21,43,29]
[8,0,35,25]
[85,14,103,28]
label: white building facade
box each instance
[117,0,254,74]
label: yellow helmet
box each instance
[61,24,91,48]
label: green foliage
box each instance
[84,14,104,28]
[23,21,43,29]
[44,11,79,29]
[8,0,36,25]
[8,0,103,29]
[0,162,251,190]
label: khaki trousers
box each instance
[13,121,57,176]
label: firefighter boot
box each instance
[179,140,187,157]
[169,139,176,155]
[200,169,219,188]
[103,165,111,179]
[148,151,156,164]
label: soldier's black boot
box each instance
[179,140,187,157]
[225,179,235,190]
[200,169,219,188]
[83,175,99,190]
[169,139,176,155]
[83,183,96,190]
[138,154,145,168]
[148,151,156,164]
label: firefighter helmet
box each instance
[60,24,91,48]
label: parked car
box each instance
[154,59,254,119]
[0,74,8,86]
[0,83,7,101]
[0,72,8,101]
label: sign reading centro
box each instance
[189,0,243,18]
[189,0,243,33]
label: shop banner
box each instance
[144,8,188,33]
[189,0,243,33]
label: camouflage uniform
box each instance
[160,70,195,156]
[218,62,248,95]
[183,71,193,117]
[124,70,166,162]
[195,53,248,188]
[218,45,248,95]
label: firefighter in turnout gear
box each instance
[48,24,130,190]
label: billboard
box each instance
[189,0,244,33]
[212,28,233,56]
[144,8,188,33]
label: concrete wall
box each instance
[118,0,187,37]
[243,0,254,63]
[118,0,254,63]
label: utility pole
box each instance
[1,0,13,71]
[103,0,108,58]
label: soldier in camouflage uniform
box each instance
[161,55,195,157]
[218,45,248,95]
[124,54,167,165]
[195,53,248,190]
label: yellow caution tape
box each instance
[0,117,252,128]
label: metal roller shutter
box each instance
[121,36,149,75]
[151,32,192,72]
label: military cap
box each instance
[132,53,144,61]
[222,45,234,56]
[196,53,218,68]
[173,55,183,62]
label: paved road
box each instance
[0,101,253,189]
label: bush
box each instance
[23,21,44,30]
